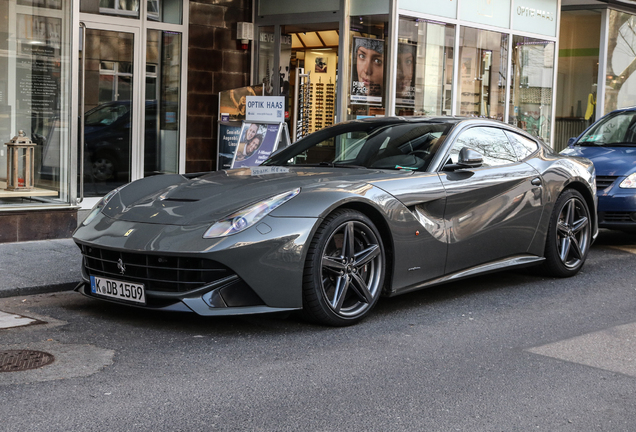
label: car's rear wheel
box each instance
[303,209,385,326]
[540,189,591,277]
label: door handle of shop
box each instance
[531,177,542,186]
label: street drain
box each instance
[0,350,55,372]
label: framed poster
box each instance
[350,36,384,105]
[395,43,415,108]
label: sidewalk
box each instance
[0,238,81,298]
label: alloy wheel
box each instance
[556,196,590,269]
[319,220,383,318]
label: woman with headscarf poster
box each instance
[351,37,385,106]
[396,43,416,111]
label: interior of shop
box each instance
[279,23,340,140]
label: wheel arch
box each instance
[562,180,597,233]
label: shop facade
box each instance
[0,0,577,243]
[253,0,559,146]
[556,0,636,150]
[0,0,250,242]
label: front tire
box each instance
[540,189,591,277]
[303,209,385,326]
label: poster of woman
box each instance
[350,36,384,105]
[395,43,416,108]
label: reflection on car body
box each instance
[83,100,177,184]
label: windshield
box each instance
[578,111,636,145]
[263,121,453,171]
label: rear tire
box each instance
[539,189,591,277]
[302,209,385,326]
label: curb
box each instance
[0,282,79,299]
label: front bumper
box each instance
[74,281,299,316]
[73,213,319,315]
[597,188,636,229]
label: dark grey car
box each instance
[73,117,598,326]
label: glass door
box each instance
[78,23,140,199]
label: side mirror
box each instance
[458,147,483,168]
[567,137,577,148]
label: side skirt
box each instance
[387,255,545,297]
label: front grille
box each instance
[596,176,619,190]
[602,211,635,222]
[80,245,232,293]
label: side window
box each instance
[505,131,539,160]
[448,127,518,167]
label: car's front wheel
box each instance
[540,189,591,277]
[303,209,385,326]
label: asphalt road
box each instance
[1,230,636,431]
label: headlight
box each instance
[203,188,300,238]
[82,184,128,226]
[620,173,636,188]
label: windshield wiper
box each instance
[577,141,606,146]
[602,142,636,146]
[332,163,366,168]
[579,141,636,146]
[287,162,366,168]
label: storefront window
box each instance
[605,10,636,113]
[509,36,554,143]
[145,30,181,176]
[395,17,455,116]
[1,0,72,206]
[257,26,276,96]
[147,0,182,24]
[348,15,389,119]
[81,0,140,19]
[457,27,508,121]
[555,10,600,151]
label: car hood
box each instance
[563,145,636,176]
[102,166,403,226]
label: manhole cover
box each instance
[0,350,55,372]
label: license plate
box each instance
[90,276,146,304]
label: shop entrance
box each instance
[256,22,340,141]
[78,22,140,199]
[76,0,186,206]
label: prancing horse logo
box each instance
[117,258,126,275]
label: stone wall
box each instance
[186,0,251,173]
[0,209,77,243]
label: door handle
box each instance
[531,177,542,186]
